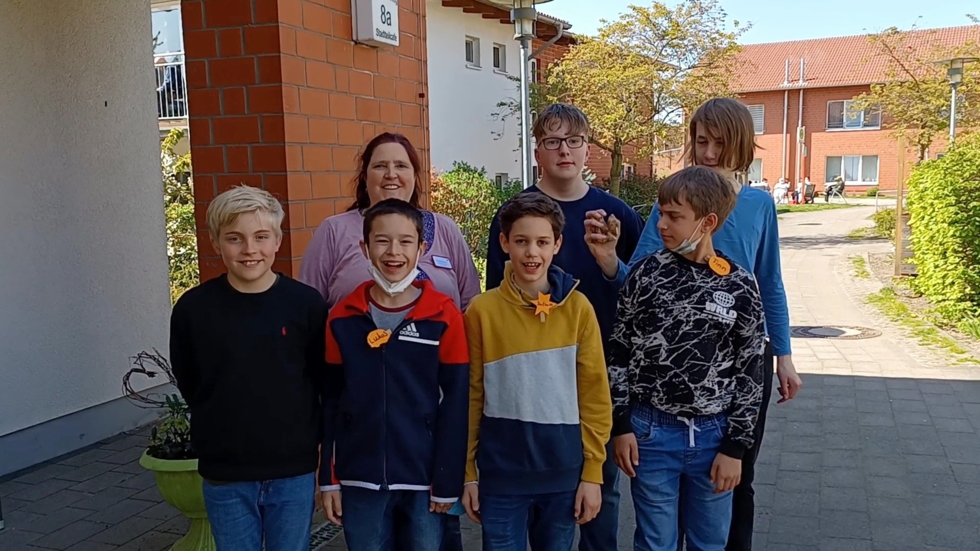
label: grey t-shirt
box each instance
[369,303,413,331]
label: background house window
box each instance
[746,105,764,134]
[495,173,509,187]
[465,36,480,67]
[622,164,635,179]
[493,44,506,71]
[827,100,881,130]
[530,59,538,82]
[747,159,763,183]
[825,155,878,183]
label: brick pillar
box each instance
[182,0,430,281]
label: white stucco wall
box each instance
[426,1,529,182]
[0,0,171,439]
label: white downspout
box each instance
[781,59,789,180]
[795,58,805,187]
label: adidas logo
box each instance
[399,323,420,338]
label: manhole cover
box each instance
[310,521,343,549]
[797,222,822,226]
[790,325,881,339]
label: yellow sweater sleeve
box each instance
[575,297,613,484]
[463,304,485,483]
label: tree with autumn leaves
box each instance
[853,20,980,162]
[541,0,746,196]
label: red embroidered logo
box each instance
[282,327,287,336]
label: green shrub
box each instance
[161,129,198,304]
[430,162,510,261]
[871,208,896,238]
[865,186,879,197]
[906,133,980,322]
[601,174,662,220]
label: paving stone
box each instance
[129,486,162,502]
[819,510,871,540]
[931,417,975,433]
[57,449,118,467]
[0,480,32,497]
[115,530,180,551]
[905,454,953,475]
[866,496,916,520]
[28,520,108,550]
[72,486,141,511]
[55,461,118,482]
[889,399,928,413]
[69,471,136,494]
[819,487,868,512]
[0,527,45,547]
[12,463,78,485]
[115,471,157,491]
[136,501,180,521]
[87,515,166,545]
[85,498,158,524]
[6,478,74,502]
[64,541,119,551]
[22,489,91,515]
[19,506,93,535]
[101,447,147,466]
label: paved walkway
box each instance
[2,205,980,550]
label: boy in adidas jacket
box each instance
[462,192,612,551]
[319,199,469,551]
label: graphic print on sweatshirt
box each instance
[606,249,767,454]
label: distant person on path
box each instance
[298,132,480,551]
[593,97,803,551]
[318,199,469,551]
[825,175,844,202]
[484,103,644,551]
[608,166,766,551]
[463,193,612,550]
[170,186,327,551]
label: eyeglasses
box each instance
[539,136,586,150]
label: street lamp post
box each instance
[488,0,554,188]
[936,57,978,142]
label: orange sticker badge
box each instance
[531,292,557,322]
[367,329,392,348]
[708,256,731,276]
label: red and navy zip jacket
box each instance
[318,280,469,503]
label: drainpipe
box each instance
[781,59,789,181]
[795,58,805,188]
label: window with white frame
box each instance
[495,173,509,187]
[747,105,764,134]
[622,164,635,179]
[465,36,480,67]
[825,155,878,183]
[747,159,763,183]
[530,59,538,82]
[493,44,506,72]
[827,100,881,130]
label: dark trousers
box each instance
[395,510,462,551]
[678,341,774,551]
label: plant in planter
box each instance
[124,350,215,551]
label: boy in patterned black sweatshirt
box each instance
[606,166,766,551]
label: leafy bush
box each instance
[906,134,980,322]
[161,129,198,303]
[871,208,896,238]
[601,174,663,220]
[865,186,879,197]
[430,162,516,261]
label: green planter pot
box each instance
[139,451,216,551]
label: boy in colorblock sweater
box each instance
[462,192,612,551]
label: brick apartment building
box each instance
[729,25,980,193]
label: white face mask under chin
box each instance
[368,251,421,296]
[669,219,705,256]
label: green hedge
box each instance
[906,134,980,322]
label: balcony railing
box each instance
[155,53,187,120]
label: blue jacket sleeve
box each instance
[431,309,470,502]
[755,200,792,356]
[603,205,647,287]
[627,205,665,270]
[485,210,506,291]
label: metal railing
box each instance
[154,53,187,120]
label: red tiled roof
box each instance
[732,25,980,93]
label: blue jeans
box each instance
[202,472,315,551]
[630,405,732,551]
[395,511,462,551]
[480,490,577,551]
[341,487,445,551]
[578,440,621,551]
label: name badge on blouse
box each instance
[432,255,453,269]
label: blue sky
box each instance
[546,0,977,44]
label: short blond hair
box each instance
[206,185,285,241]
[684,98,757,173]
[532,103,591,140]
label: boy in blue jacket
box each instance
[318,199,469,551]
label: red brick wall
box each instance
[182,0,430,281]
[739,86,922,192]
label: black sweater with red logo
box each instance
[169,274,328,482]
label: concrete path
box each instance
[2,204,979,550]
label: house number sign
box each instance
[351,0,400,48]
